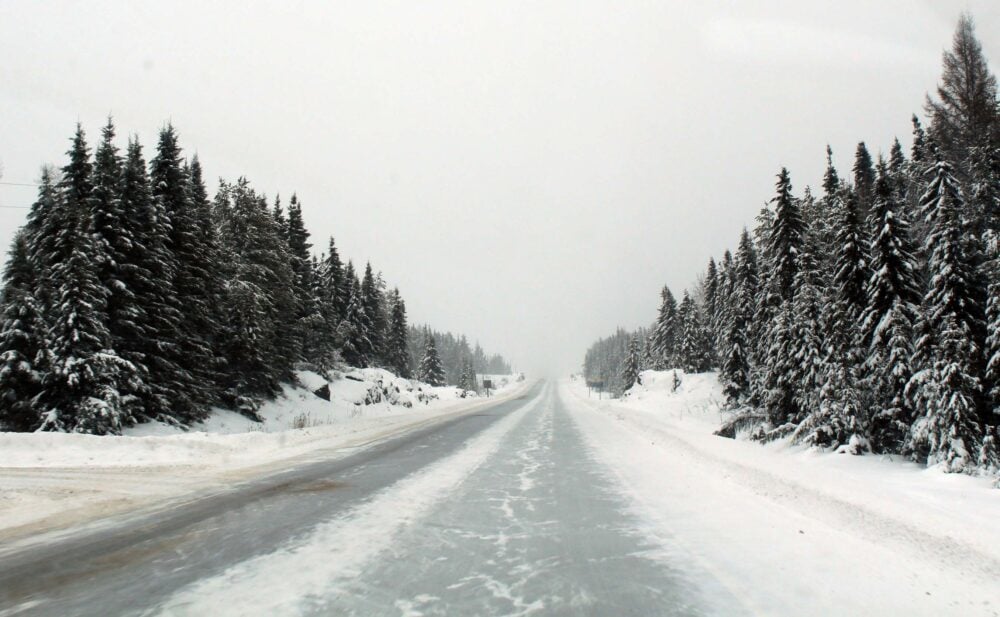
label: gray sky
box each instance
[1,1,998,377]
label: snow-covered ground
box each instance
[0,370,523,542]
[564,370,1000,616]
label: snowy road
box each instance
[5,379,992,617]
[0,382,731,616]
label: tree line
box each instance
[584,15,1000,474]
[0,121,511,434]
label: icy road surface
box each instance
[0,382,735,616]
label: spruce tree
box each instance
[337,263,374,368]
[219,179,299,404]
[37,126,136,433]
[766,168,805,304]
[863,163,922,452]
[650,286,678,369]
[91,119,151,418]
[0,231,43,431]
[419,333,446,386]
[853,142,876,218]
[361,263,386,364]
[677,292,711,373]
[703,257,720,364]
[386,292,411,378]
[721,229,757,405]
[121,137,196,422]
[906,159,987,470]
[150,125,218,417]
[787,252,830,445]
[621,335,641,391]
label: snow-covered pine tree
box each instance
[119,137,189,422]
[853,142,876,220]
[650,286,678,369]
[862,162,922,452]
[787,250,835,447]
[337,263,375,368]
[36,126,137,434]
[703,257,720,365]
[272,194,287,232]
[314,237,345,368]
[906,158,987,471]
[0,231,43,431]
[757,169,807,432]
[812,186,872,450]
[911,115,929,166]
[760,301,797,435]
[457,357,477,393]
[419,333,446,386]
[361,263,386,364]
[284,195,326,366]
[215,178,298,413]
[721,229,758,405]
[766,168,805,304]
[986,227,1000,418]
[621,335,641,392]
[90,119,151,421]
[677,291,711,373]
[888,138,908,198]
[386,292,411,378]
[150,125,219,417]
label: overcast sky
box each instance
[1,1,998,377]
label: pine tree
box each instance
[925,14,999,172]
[911,115,928,165]
[285,194,324,364]
[677,292,711,373]
[120,137,190,422]
[823,145,840,196]
[37,126,136,433]
[650,286,678,369]
[215,178,298,413]
[703,257,720,364]
[337,263,374,368]
[767,168,805,304]
[786,252,830,445]
[853,142,876,218]
[150,125,218,417]
[721,229,757,405]
[419,333,446,386]
[0,231,43,431]
[760,301,798,432]
[863,163,922,452]
[91,119,151,419]
[906,159,987,470]
[386,292,411,378]
[621,335,641,391]
[361,263,386,364]
[315,237,346,368]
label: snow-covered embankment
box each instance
[0,370,524,542]
[563,371,1000,616]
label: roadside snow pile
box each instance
[619,369,727,429]
[564,378,1000,615]
[0,369,519,467]
[0,371,524,540]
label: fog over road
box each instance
[0,382,732,616]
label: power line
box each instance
[0,181,38,187]
[0,205,30,209]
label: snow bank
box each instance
[0,370,524,541]
[0,369,519,467]
[564,373,1000,615]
